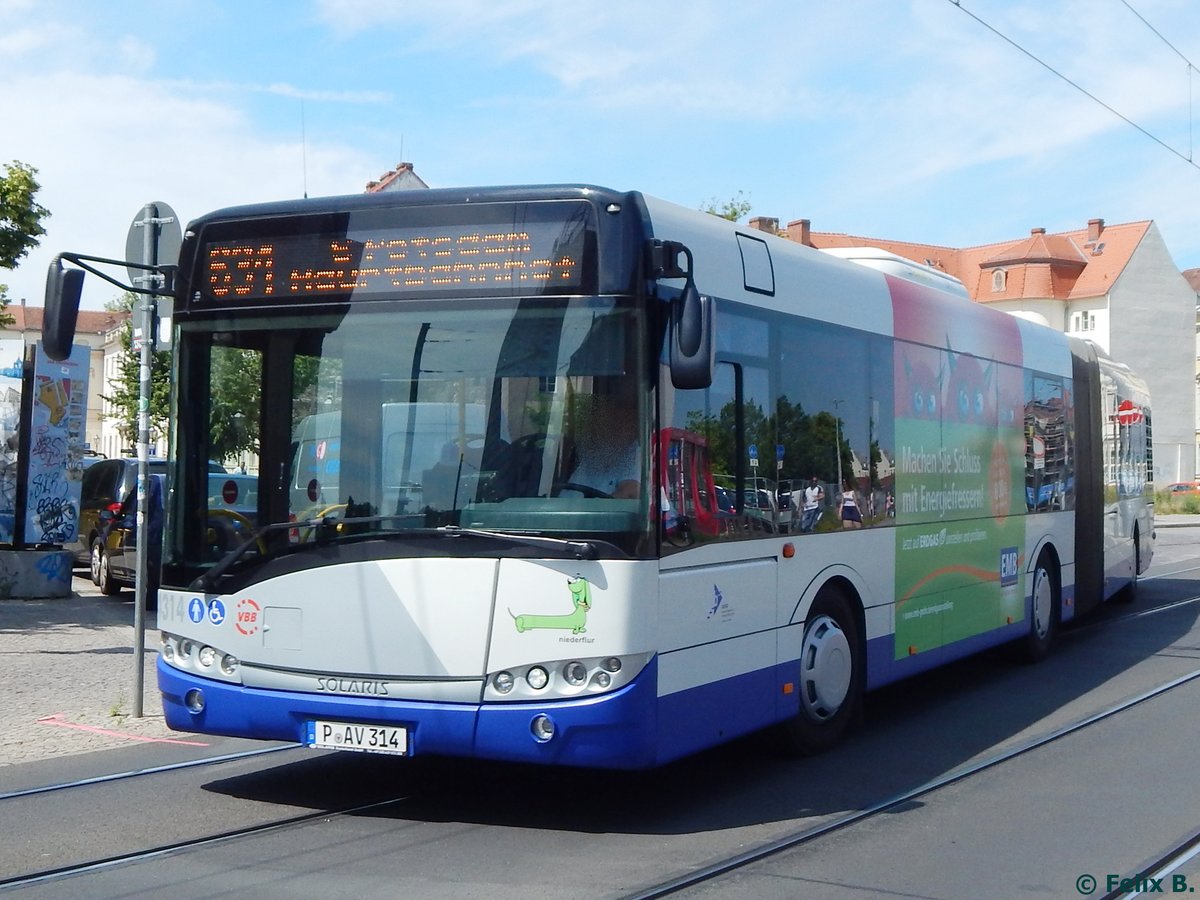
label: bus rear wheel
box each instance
[781,586,863,755]
[1023,550,1059,662]
[1118,527,1140,604]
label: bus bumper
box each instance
[157,656,660,770]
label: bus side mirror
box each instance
[43,257,84,361]
[669,281,715,389]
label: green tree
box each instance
[0,160,49,321]
[701,191,752,223]
[208,346,262,464]
[102,293,171,450]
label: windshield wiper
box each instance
[434,525,598,560]
[191,515,597,593]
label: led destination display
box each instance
[198,203,592,302]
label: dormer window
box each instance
[991,269,1007,292]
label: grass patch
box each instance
[1154,491,1200,514]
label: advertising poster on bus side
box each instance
[888,277,1027,659]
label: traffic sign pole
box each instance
[130,202,175,718]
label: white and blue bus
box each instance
[44,184,1154,768]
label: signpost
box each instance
[126,202,180,718]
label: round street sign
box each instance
[125,202,182,287]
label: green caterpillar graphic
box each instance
[511,575,591,634]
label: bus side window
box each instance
[662,361,741,552]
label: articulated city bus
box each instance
[44,184,1153,768]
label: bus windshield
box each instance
[167,297,653,578]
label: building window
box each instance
[538,375,557,394]
[991,269,1006,292]
[1072,311,1095,333]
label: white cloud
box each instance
[0,65,378,309]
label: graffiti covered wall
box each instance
[24,343,90,546]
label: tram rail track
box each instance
[0,744,296,803]
[1100,826,1200,899]
[0,794,404,892]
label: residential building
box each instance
[364,161,429,193]
[748,217,1197,483]
[1181,268,1200,478]
[2,302,134,459]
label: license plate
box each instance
[307,720,408,756]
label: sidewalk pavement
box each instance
[0,574,183,769]
[1156,514,1199,528]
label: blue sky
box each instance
[3,0,1200,310]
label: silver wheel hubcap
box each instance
[799,614,852,721]
[1032,567,1052,639]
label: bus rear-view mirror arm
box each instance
[43,253,176,361]
[646,239,715,390]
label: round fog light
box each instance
[602,657,622,673]
[184,688,205,714]
[198,646,216,668]
[531,714,556,742]
[220,654,239,676]
[526,666,549,690]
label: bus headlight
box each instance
[160,632,243,685]
[493,671,515,694]
[483,652,652,701]
[563,661,587,686]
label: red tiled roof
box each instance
[364,162,429,193]
[801,219,1150,303]
[5,305,127,334]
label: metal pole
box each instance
[131,203,171,718]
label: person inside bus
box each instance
[561,384,641,499]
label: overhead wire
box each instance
[1119,0,1197,158]
[947,0,1200,169]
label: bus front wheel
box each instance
[782,586,863,755]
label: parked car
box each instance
[1167,481,1200,494]
[92,470,261,598]
[92,473,165,599]
[70,457,224,568]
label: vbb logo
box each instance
[235,598,261,636]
